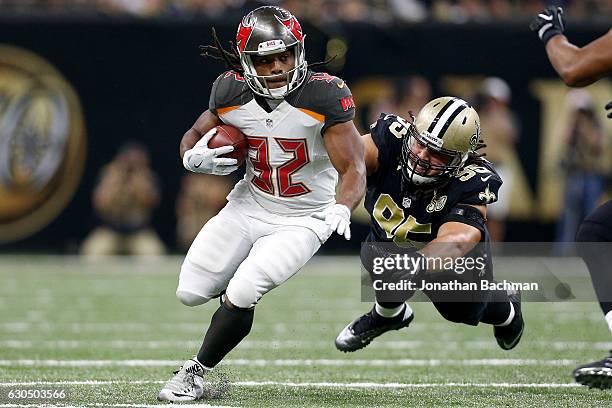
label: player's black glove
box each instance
[606,101,612,119]
[529,6,565,45]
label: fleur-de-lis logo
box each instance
[469,120,480,151]
[478,184,497,204]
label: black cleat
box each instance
[335,305,414,352]
[573,352,612,390]
[494,289,524,350]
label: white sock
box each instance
[375,302,412,318]
[605,310,612,335]
[495,302,515,327]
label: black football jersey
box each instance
[365,113,502,246]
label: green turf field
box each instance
[1,255,611,407]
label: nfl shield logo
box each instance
[402,197,412,208]
[266,119,273,128]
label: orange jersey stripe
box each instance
[217,105,241,115]
[298,108,325,123]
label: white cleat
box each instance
[157,358,206,402]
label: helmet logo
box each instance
[469,120,480,151]
[236,15,256,52]
[277,15,304,43]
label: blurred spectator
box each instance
[369,75,432,124]
[556,90,607,244]
[81,142,165,256]
[97,0,167,17]
[388,0,428,22]
[474,77,519,242]
[175,173,233,251]
[0,0,609,22]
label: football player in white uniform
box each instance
[158,6,366,402]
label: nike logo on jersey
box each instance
[481,175,492,182]
[337,81,345,89]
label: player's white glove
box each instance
[182,128,238,175]
[312,204,352,240]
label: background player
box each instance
[530,6,612,389]
[335,97,524,353]
[158,6,366,401]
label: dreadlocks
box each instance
[467,140,488,164]
[199,28,244,74]
[199,28,335,74]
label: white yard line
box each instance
[0,404,238,408]
[0,339,610,350]
[0,380,581,389]
[0,359,577,367]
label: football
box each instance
[208,125,248,166]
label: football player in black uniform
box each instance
[335,97,524,352]
[531,7,612,389]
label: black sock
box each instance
[197,302,254,368]
[480,290,512,325]
[376,301,404,309]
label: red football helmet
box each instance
[236,6,307,99]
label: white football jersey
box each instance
[210,71,356,216]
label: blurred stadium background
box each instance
[0,1,611,406]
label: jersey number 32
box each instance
[247,136,311,197]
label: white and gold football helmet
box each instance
[401,96,481,186]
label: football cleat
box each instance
[157,358,206,402]
[573,352,612,389]
[494,289,524,350]
[335,304,414,352]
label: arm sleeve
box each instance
[440,204,487,234]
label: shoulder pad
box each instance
[290,71,355,135]
[209,71,249,115]
[451,162,503,206]
[370,113,410,170]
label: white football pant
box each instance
[177,194,329,309]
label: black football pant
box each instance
[576,200,612,316]
[376,272,511,326]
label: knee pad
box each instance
[176,290,210,307]
[226,278,260,309]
